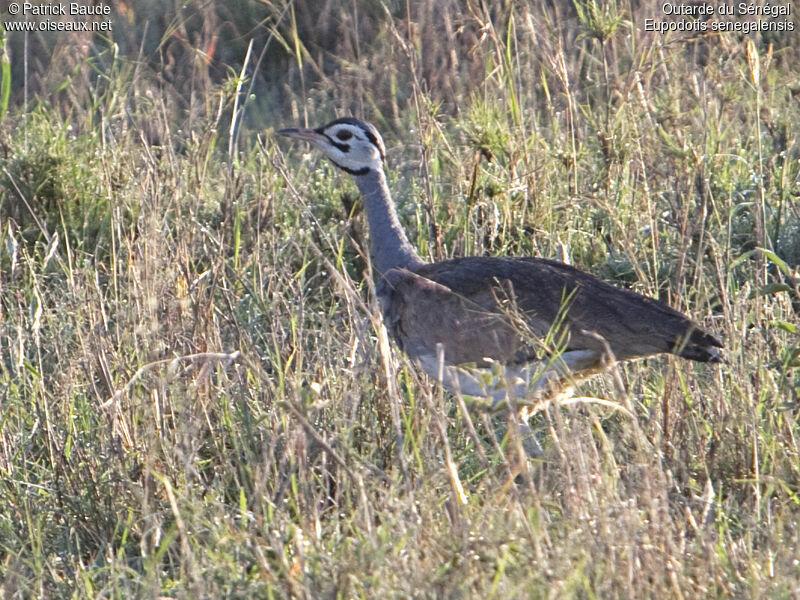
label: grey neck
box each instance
[353,168,424,274]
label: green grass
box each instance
[1,1,799,597]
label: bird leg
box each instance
[417,349,607,459]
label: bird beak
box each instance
[277,127,325,145]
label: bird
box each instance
[278,117,723,418]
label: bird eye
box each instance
[335,130,353,141]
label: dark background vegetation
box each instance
[0,0,799,597]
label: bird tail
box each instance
[674,326,724,363]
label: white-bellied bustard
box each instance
[279,117,723,455]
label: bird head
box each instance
[278,117,386,176]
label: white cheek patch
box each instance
[329,158,371,176]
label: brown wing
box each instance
[378,268,542,367]
[378,256,722,368]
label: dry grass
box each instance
[1,1,799,597]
